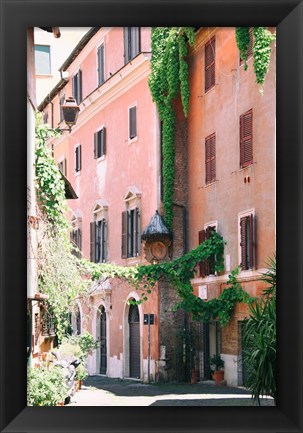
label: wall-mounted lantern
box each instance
[60,97,80,133]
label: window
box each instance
[70,212,82,258]
[198,225,217,277]
[205,133,216,184]
[43,110,49,124]
[97,43,105,86]
[72,70,82,105]
[239,213,255,270]
[35,45,51,75]
[94,127,106,158]
[58,158,67,176]
[205,37,215,92]
[75,144,82,172]
[41,309,55,337]
[240,109,253,168]
[59,95,65,123]
[122,208,141,258]
[124,27,140,63]
[70,228,82,258]
[240,28,253,65]
[129,106,137,140]
[90,218,108,263]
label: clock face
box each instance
[150,241,167,260]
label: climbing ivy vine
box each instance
[82,231,253,327]
[35,120,68,229]
[34,116,90,341]
[236,27,276,92]
[148,27,196,229]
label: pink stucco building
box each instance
[40,27,164,381]
[39,26,276,386]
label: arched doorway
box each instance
[128,304,140,378]
[99,306,107,374]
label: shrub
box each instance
[75,363,89,381]
[27,366,68,406]
[242,256,276,404]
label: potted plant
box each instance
[75,363,88,389]
[210,354,224,385]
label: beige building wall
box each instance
[34,27,90,104]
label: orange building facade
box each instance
[186,27,276,386]
[39,26,276,386]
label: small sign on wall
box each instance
[198,285,207,300]
[144,314,155,325]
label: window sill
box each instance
[204,84,216,95]
[239,162,255,171]
[128,136,138,145]
[204,179,218,188]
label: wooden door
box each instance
[100,307,107,374]
[128,305,140,378]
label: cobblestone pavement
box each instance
[67,375,275,407]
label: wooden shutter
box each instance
[134,208,141,256]
[240,109,253,168]
[239,28,254,65]
[79,69,82,103]
[94,132,98,158]
[75,146,79,172]
[205,136,211,184]
[210,134,216,182]
[198,229,206,277]
[121,211,128,258]
[129,106,137,139]
[90,222,96,262]
[248,213,254,269]
[97,44,105,85]
[205,37,215,92]
[240,216,248,270]
[205,133,215,184]
[247,28,253,58]
[240,214,254,270]
[131,27,140,58]
[72,75,76,101]
[101,127,106,156]
[103,220,108,262]
[124,27,130,63]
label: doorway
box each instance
[128,304,140,378]
[99,306,107,374]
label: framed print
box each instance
[0,0,302,432]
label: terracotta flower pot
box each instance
[213,370,224,385]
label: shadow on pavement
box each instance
[84,375,256,398]
[149,398,275,406]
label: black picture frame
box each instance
[1,0,302,432]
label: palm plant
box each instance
[242,255,276,405]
